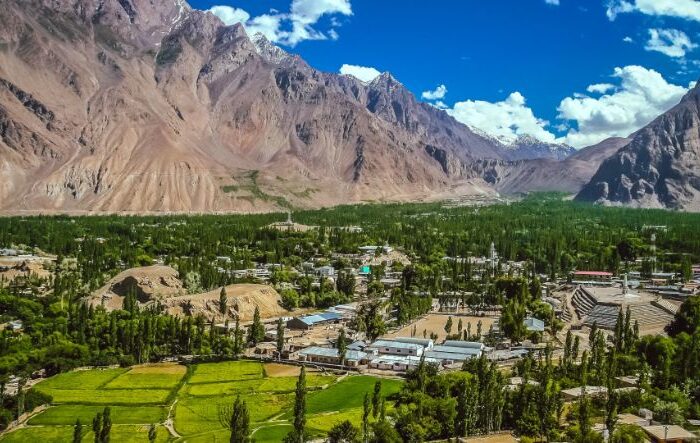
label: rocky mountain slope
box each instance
[471,137,631,195]
[1,0,678,213]
[576,84,700,211]
[0,0,527,213]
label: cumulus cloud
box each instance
[422,84,448,100]
[623,36,634,43]
[442,66,691,148]
[645,28,697,58]
[339,64,381,83]
[606,0,700,22]
[587,83,616,94]
[209,5,250,25]
[557,65,690,147]
[447,92,557,143]
[208,0,352,46]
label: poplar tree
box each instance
[219,287,228,316]
[276,317,285,358]
[73,419,83,443]
[101,407,111,443]
[92,412,102,443]
[337,328,347,367]
[148,424,157,443]
[285,367,306,443]
[248,306,265,345]
[229,395,250,443]
[362,393,371,441]
[372,381,381,419]
[445,316,453,334]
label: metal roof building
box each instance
[442,340,484,350]
[367,339,424,356]
[524,317,545,332]
[286,311,344,330]
[369,354,440,371]
[299,346,368,366]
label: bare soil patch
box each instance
[386,314,496,342]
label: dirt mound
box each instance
[90,265,185,310]
[89,266,288,321]
[161,284,289,322]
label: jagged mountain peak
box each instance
[251,32,294,65]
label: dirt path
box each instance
[164,399,181,438]
[0,404,49,437]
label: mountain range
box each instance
[0,0,698,213]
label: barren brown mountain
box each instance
[577,83,700,211]
[0,0,528,213]
[469,137,631,195]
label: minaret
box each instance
[650,233,657,274]
[490,242,497,272]
[623,274,628,296]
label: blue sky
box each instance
[187,0,700,147]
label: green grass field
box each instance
[2,361,402,442]
[27,405,165,425]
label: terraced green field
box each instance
[1,361,402,442]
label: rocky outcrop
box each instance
[577,85,700,211]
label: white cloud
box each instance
[557,65,690,147]
[208,0,352,47]
[623,36,634,43]
[443,65,691,148]
[422,84,448,100]
[339,64,381,83]
[587,83,616,94]
[645,28,697,58]
[607,0,700,22]
[447,92,557,143]
[209,5,250,26]
[545,0,560,5]
[246,14,287,43]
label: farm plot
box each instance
[185,374,334,396]
[188,360,263,384]
[104,364,186,389]
[297,375,403,416]
[2,361,402,442]
[1,425,170,443]
[28,404,165,425]
[174,392,293,436]
[33,366,174,405]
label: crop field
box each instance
[1,361,403,442]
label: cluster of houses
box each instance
[215,245,401,292]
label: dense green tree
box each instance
[611,424,648,443]
[328,420,360,443]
